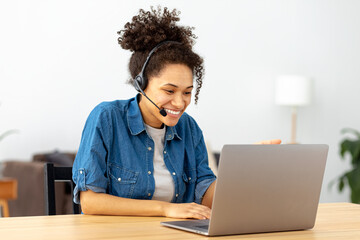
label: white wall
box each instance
[1,0,359,203]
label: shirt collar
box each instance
[127,94,182,141]
[127,94,146,136]
[165,125,182,141]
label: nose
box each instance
[172,93,185,109]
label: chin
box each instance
[163,119,180,127]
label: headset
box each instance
[133,41,182,117]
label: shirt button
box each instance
[148,193,151,197]
[175,194,179,197]
[148,147,152,151]
[80,171,83,174]
[164,151,167,154]
[188,177,191,181]
[172,172,176,176]
[118,178,121,182]
[148,171,152,175]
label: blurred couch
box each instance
[2,151,76,217]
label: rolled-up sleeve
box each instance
[194,135,216,204]
[72,105,112,204]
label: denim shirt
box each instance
[72,95,216,205]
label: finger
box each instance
[190,202,211,213]
[188,204,211,219]
[188,209,210,219]
[189,212,208,220]
[270,139,281,144]
[254,139,282,145]
[173,203,211,219]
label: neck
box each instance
[138,94,163,129]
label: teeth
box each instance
[165,109,181,115]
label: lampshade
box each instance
[275,75,312,106]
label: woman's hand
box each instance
[163,202,211,219]
[254,139,282,144]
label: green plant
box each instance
[336,128,360,203]
[0,129,18,143]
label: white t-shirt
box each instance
[145,124,175,202]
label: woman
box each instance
[72,6,280,220]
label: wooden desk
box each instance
[0,203,359,239]
[0,178,17,217]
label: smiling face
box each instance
[138,63,193,128]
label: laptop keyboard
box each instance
[195,225,209,230]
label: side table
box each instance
[0,178,18,217]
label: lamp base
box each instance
[290,107,298,144]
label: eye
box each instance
[184,91,192,95]
[165,90,174,94]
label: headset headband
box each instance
[139,41,182,77]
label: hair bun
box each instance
[118,6,196,52]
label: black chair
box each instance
[214,152,220,166]
[44,163,80,215]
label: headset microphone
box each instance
[134,79,167,117]
[159,109,167,117]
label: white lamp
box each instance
[275,75,312,144]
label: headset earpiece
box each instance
[133,74,146,92]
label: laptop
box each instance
[161,144,329,236]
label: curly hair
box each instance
[117,6,204,104]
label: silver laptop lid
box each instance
[208,144,328,236]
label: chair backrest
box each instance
[44,163,80,215]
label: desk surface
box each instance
[0,203,359,240]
